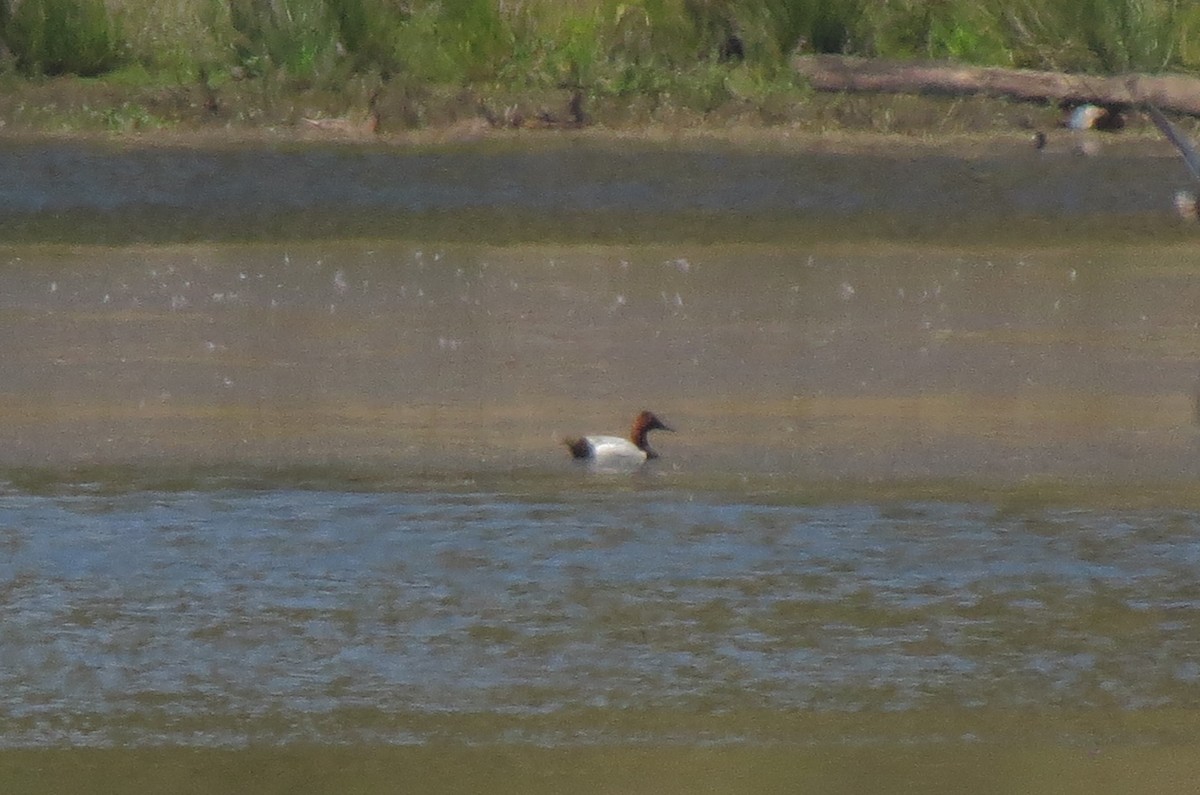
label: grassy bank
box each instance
[0,1,1198,135]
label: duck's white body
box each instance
[574,435,650,467]
[564,411,673,470]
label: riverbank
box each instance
[0,69,1188,146]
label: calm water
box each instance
[3,140,1200,789]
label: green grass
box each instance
[7,0,1200,83]
[0,0,1198,130]
[5,0,125,76]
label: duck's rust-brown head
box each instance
[630,410,673,458]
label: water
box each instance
[3,139,1200,789]
[4,482,1200,750]
[2,241,1199,479]
[0,137,1191,243]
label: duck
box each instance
[1062,103,1125,132]
[564,411,674,467]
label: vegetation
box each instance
[4,0,125,76]
[0,0,1197,130]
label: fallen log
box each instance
[792,54,1200,117]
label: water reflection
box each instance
[0,141,1180,221]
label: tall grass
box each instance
[1003,0,1199,72]
[390,0,511,83]
[1,0,1197,87]
[4,0,125,76]
[224,0,342,84]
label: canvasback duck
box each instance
[564,411,674,467]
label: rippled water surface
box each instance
[4,140,1200,791]
[4,482,1200,749]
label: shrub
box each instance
[391,0,512,83]
[226,0,341,84]
[1004,0,1196,73]
[5,0,126,76]
[324,0,407,74]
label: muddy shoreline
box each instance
[0,73,1187,149]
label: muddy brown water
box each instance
[3,138,1200,793]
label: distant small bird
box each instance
[1063,103,1125,131]
[564,411,674,468]
[567,89,588,128]
[1175,190,1199,223]
[1146,105,1200,222]
[1067,104,1103,130]
[718,32,745,63]
[1054,103,1123,156]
